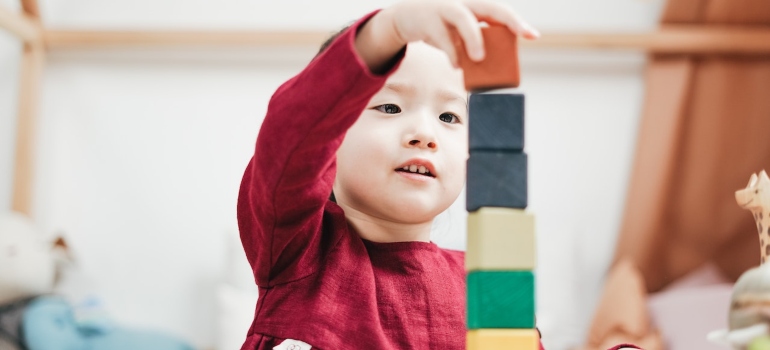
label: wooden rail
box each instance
[44,30,330,49]
[528,26,770,54]
[39,26,770,55]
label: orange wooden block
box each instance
[467,329,539,350]
[456,25,520,91]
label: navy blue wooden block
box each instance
[469,93,524,151]
[467,151,527,211]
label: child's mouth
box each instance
[395,165,435,178]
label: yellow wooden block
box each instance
[466,207,535,271]
[467,329,539,350]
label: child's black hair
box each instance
[317,24,354,58]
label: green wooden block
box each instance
[467,271,535,329]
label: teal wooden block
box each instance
[467,271,535,329]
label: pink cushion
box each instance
[647,264,733,350]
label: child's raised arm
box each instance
[237,12,399,288]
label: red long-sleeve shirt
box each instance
[237,10,636,350]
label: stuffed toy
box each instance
[0,211,194,350]
[0,212,59,305]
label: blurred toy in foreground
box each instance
[709,170,770,349]
[0,211,195,350]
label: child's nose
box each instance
[408,139,437,149]
[404,110,439,150]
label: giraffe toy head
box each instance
[736,170,770,214]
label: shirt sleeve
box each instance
[237,10,406,287]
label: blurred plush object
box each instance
[22,296,194,350]
[0,212,65,305]
[581,259,664,350]
[0,211,195,350]
[727,265,770,330]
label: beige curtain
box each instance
[615,0,770,293]
[583,2,770,348]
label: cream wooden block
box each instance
[467,329,539,350]
[466,207,535,271]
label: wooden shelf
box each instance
[44,30,329,49]
[529,26,770,54]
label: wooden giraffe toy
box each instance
[735,170,770,263]
[708,170,770,349]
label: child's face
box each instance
[334,42,468,225]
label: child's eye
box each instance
[374,104,402,114]
[439,113,460,124]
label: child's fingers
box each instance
[464,0,540,39]
[425,26,460,68]
[439,4,484,61]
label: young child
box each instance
[237,1,639,349]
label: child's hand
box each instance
[356,0,539,72]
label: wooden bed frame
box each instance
[3,0,770,217]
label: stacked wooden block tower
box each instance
[459,27,538,350]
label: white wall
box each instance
[0,1,666,349]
